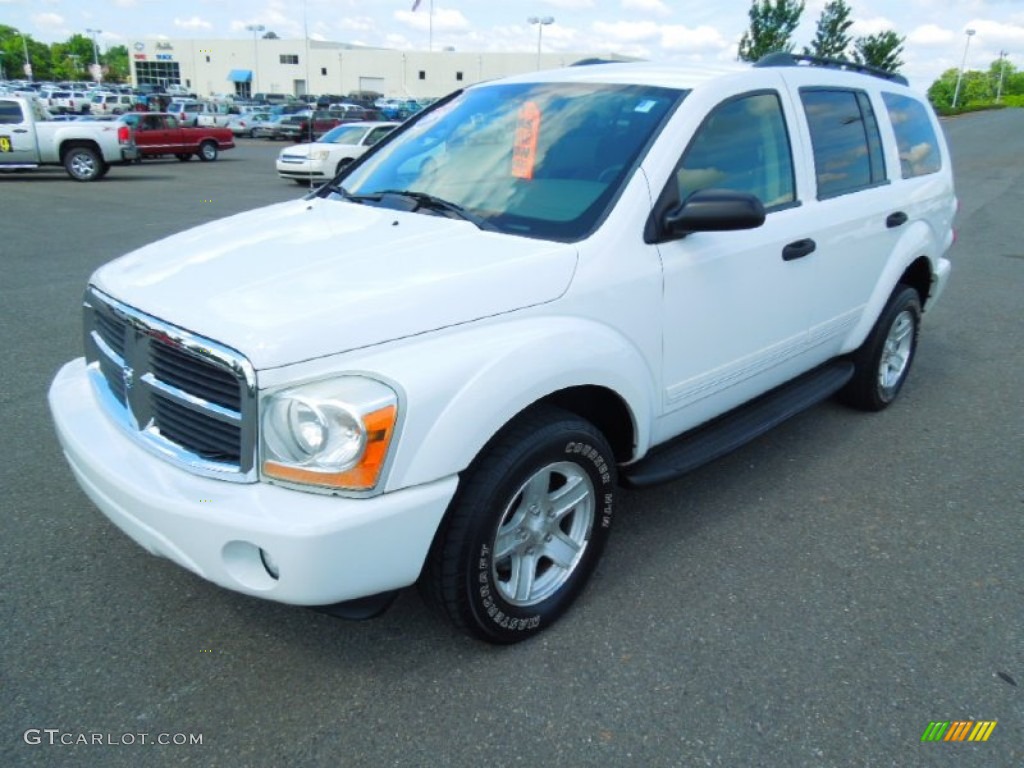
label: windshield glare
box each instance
[337,81,682,241]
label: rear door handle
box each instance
[886,211,908,228]
[13,128,29,133]
[782,239,817,261]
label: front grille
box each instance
[83,287,257,481]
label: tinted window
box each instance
[0,100,25,124]
[882,93,942,178]
[674,92,795,210]
[800,89,887,199]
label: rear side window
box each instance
[0,100,25,124]
[674,91,796,210]
[800,89,887,199]
[882,93,942,178]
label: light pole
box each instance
[246,24,265,98]
[86,28,102,83]
[22,32,32,81]
[996,50,1008,103]
[951,28,975,110]
[527,16,554,71]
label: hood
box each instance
[92,197,578,370]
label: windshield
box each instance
[333,81,683,241]
[320,124,368,144]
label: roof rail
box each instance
[754,52,909,87]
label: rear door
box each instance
[785,80,898,357]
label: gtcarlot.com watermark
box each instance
[24,729,203,747]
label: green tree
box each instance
[104,45,129,82]
[738,0,805,63]
[852,30,904,73]
[804,0,853,60]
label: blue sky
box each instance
[3,0,1023,88]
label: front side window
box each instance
[800,88,887,199]
[882,92,942,178]
[336,82,683,241]
[673,91,795,210]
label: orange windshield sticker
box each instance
[511,101,541,180]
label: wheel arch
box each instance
[58,139,102,163]
[306,318,658,492]
[842,223,940,354]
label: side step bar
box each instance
[622,360,854,489]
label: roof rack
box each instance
[754,52,908,87]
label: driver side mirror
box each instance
[662,189,766,239]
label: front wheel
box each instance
[840,284,922,411]
[421,406,616,644]
[198,141,218,162]
[63,146,108,181]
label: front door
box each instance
[652,90,820,434]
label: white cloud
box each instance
[850,17,896,36]
[31,12,64,29]
[621,0,671,16]
[174,16,213,31]
[592,20,660,44]
[394,7,471,34]
[907,25,955,46]
[660,25,729,52]
[542,0,595,10]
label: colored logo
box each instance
[921,721,997,742]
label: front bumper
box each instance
[49,358,458,606]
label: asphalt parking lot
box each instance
[2,118,1022,767]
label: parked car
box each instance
[276,121,399,184]
[274,111,349,142]
[49,56,955,643]
[251,114,288,139]
[167,99,213,127]
[90,92,135,116]
[119,112,235,161]
[46,90,93,115]
[226,112,273,137]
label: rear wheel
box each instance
[840,284,922,411]
[198,141,218,162]
[63,146,108,182]
[421,406,616,643]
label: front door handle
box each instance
[782,238,817,261]
[13,128,28,133]
[886,211,908,228]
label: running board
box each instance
[622,360,854,489]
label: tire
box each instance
[840,284,922,411]
[63,146,108,182]
[198,141,218,162]
[176,154,192,162]
[335,158,352,176]
[421,406,616,644]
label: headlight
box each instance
[310,150,330,161]
[261,377,398,492]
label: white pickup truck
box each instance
[0,96,138,180]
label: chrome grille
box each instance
[83,286,257,482]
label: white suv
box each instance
[49,55,955,643]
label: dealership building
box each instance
[129,38,634,100]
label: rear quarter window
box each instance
[882,93,942,178]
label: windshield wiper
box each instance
[374,190,496,231]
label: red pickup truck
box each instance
[120,112,235,161]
